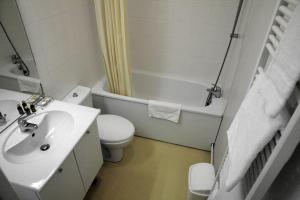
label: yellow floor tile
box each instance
[84,136,210,200]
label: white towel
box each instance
[225,71,287,191]
[262,5,300,117]
[208,158,237,200]
[148,100,181,123]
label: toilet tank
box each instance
[63,85,93,107]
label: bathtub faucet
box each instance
[11,54,29,76]
[206,84,222,98]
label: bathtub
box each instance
[92,71,226,150]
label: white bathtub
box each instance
[92,71,226,150]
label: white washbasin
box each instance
[0,99,19,132]
[3,110,74,164]
[0,100,100,191]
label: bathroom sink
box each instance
[3,110,74,164]
[0,99,19,132]
[0,100,100,191]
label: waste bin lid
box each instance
[188,163,215,196]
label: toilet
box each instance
[63,85,135,162]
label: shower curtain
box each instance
[94,0,132,96]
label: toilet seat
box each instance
[97,114,135,143]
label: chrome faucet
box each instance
[18,114,38,133]
[11,54,22,65]
[11,54,29,76]
[206,84,222,98]
[0,112,7,126]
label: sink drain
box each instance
[40,144,50,151]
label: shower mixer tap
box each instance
[11,54,29,76]
[207,85,222,98]
[11,54,22,65]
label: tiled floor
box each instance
[84,136,210,200]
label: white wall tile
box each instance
[0,0,36,73]
[17,0,104,100]
[16,0,238,99]
[128,0,173,21]
[0,26,14,67]
[127,0,238,85]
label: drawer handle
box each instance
[58,168,63,173]
[86,130,90,134]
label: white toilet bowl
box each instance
[63,85,135,163]
[97,114,135,162]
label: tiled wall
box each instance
[16,0,104,99]
[15,0,238,98]
[0,25,13,67]
[127,0,238,85]
[0,0,38,77]
[0,0,24,68]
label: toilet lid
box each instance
[97,114,135,143]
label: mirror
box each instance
[0,0,42,94]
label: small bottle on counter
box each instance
[23,104,31,115]
[17,104,25,115]
[30,104,36,113]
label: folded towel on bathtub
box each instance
[148,100,181,123]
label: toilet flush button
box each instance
[72,92,78,97]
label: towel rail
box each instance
[243,131,282,197]
[253,160,259,180]
[245,105,300,200]
[210,1,299,199]
[242,0,300,198]
[283,0,299,6]
[265,43,275,56]
[264,3,296,58]
[271,25,283,39]
[279,5,293,17]
[275,16,288,29]
[268,34,279,48]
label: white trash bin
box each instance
[188,163,215,200]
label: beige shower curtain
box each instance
[94,0,132,96]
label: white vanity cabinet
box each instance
[38,153,85,200]
[13,120,103,200]
[74,121,103,191]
